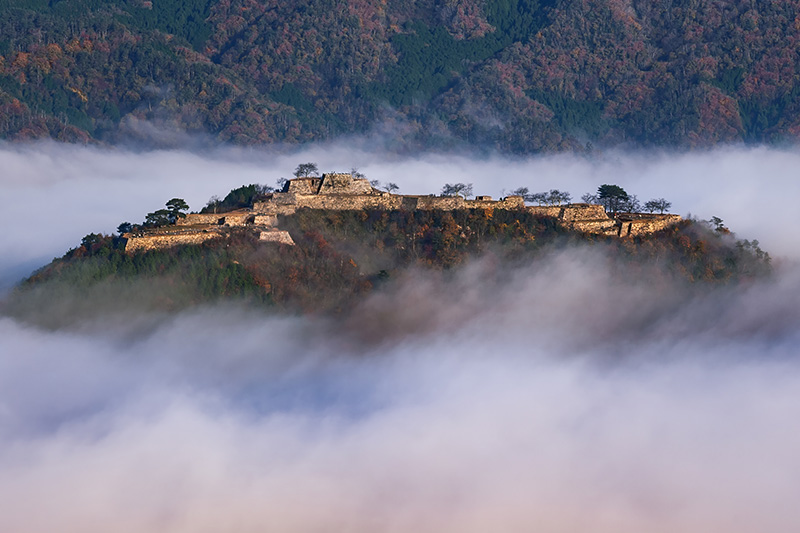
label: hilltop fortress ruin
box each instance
[123,173,681,252]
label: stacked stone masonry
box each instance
[123,230,224,253]
[124,173,681,252]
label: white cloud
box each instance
[1,141,799,531]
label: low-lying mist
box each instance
[2,141,800,531]
[2,250,800,532]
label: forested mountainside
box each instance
[2,0,800,152]
[6,205,771,327]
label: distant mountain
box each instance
[2,0,800,151]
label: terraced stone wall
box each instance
[124,231,222,252]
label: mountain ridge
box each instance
[2,0,800,151]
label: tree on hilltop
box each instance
[145,209,172,227]
[529,192,548,205]
[511,187,532,201]
[596,184,629,214]
[294,162,319,178]
[512,187,571,205]
[442,182,473,198]
[144,198,189,227]
[166,198,189,220]
[644,198,672,214]
[371,179,400,193]
[546,189,572,205]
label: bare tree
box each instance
[581,192,598,204]
[206,195,221,214]
[293,162,319,178]
[547,189,572,205]
[382,182,400,193]
[511,186,529,198]
[441,183,473,198]
[529,192,547,205]
[644,198,672,214]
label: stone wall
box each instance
[252,214,278,226]
[526,205,564,218]
[177,213,224,226]
[571,219,619,236]
[619,214,682,237]
[131,177,683,254]
[318,173,375,195]
[559,204,608,221]
[220,212,252,226]
[287,178,322,194]
[526,204,609,221]
[291,194,403,211]
[177,210,254,227]
[124,231,223,252]
[257,190,523,213]
[412,195,466,210]
[467,195,525,209]
[258,230,295,245]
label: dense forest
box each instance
[5,204,771,327]
[2,0,800,151]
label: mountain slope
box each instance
[5,205,772,328]
[2,0,800,151]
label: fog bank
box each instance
[1,251,800,532]
[1,141,799,531]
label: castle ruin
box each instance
[123,173,681,252]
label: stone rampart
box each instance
[258,192,523,213]
[177,209,254,227]
[527,205,564,218]
[318,173,375,195]
[412,195,466,210]
[292,194,404,211]
[467,196,525,209]
[560,204,608,221]
[252,214,278,226]
[287,178,322,194]
[221,212,251,226]
[124,231,223,253]
[571,219,619,236]
[526,204,609,221]
[258,230,295,245]
[177,213,224,226]
[618,214,682,237]
[129,174,683,253]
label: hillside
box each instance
[4,201,771,328]
[2,0,800,151]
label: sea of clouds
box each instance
[1,141,799,532]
